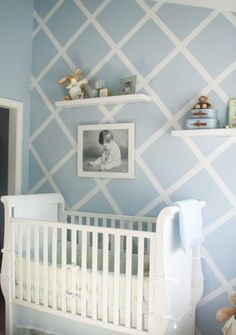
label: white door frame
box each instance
[0,97,23,195]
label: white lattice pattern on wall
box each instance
[30,1,236,333]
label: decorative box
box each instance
[89,89,99,98]
[190,108,217,119]
[185,118,219,130]
[95,80,105,90]
[99,88,112,97]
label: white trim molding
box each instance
[155,0,236,11]
[0,98,23,195]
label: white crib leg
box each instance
[1,198,15,335]
[1,252,15,335]
[5,303,15,335]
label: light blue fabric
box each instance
[176,199,204,252]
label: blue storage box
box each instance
[190,108,217,119]
[185,118,219,129]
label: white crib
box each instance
[0,193,205,335]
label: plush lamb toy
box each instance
[58,69,88,100]
[216,292,236,335]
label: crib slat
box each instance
[81,230,87,317]
[34,225,39,305]
[102,218,106,228]
[110,219,115,251]
[86,217,92,247]
[147,222,153,254]
[69,216,75,246]
[85,217,89,226]
[43,226,48,307]
[138,221,143,232]
[18,223,23,301]
[125,235,132,328]
[52,227,57,310]
[103,233,109,322]
[70,216,75,225]
[148,238,155,331]
[119,220,124,253]
[94,218,98,227]
[92,231,98,320]
[78,216,82,246]
[71,228,77,315]
[61,228,67,312]
[114,234,120,325]
[11,223,16,300]
[10,224,15,301]
[26,224,31,303]
[137,237,144,331]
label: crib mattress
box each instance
[14,244,149,330]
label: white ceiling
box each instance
[156,0,236,11]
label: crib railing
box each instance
[10,215,157,333]
[65,211,156,254]
[65,211,156,233]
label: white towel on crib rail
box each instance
[175,199,204,252]
[222,315,236,335]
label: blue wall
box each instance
[30,1,236,334]
[0,0,33,192]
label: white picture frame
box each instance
[78,123,135,179]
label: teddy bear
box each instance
[193,96,212,109]
[216,292,236,335]
[58,69,88,100]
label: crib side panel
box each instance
[151,205,203,335]
[0,193,65,335]
[10,216,156,335]
[161,210,192,317]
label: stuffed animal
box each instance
[58,69,88,100]
[193,96,212,109]
[216,292,236,335]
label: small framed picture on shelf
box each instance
[118,75,137,95]
[228,99,236,128]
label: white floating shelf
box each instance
[55,94,151,108]
[172,128,236,137]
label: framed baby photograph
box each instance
[77,123,135,179]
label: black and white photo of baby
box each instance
[82,129,129,173]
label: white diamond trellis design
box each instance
[122,19,175,77]
[47,1,87,47]
[67,24,111,75]
[156,3,213,41]
[188,13,236,78]
[30,1,236,334]
[32,29,58,77]
[96,0,145,43]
